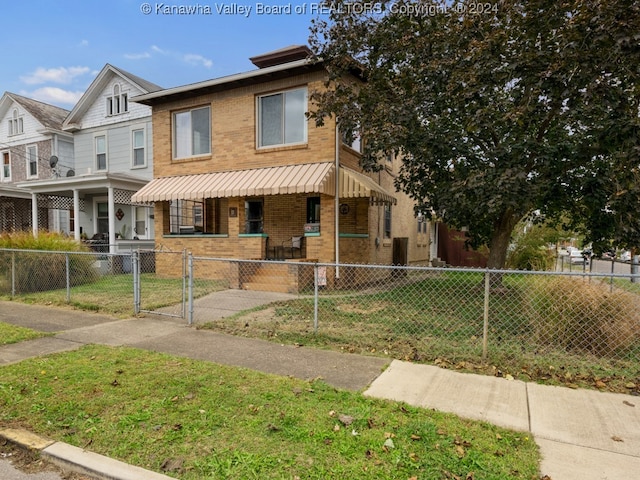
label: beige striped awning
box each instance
[340,167,397,205]
[131,162,396,204]
[132,162,336,203]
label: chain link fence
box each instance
[2,248,640,371]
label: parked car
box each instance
[569,249,588,265]
[619,250,631,262]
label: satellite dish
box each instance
[66,169,75,177]
[49,156,58,168]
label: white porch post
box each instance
[108,186,116,254]
[31,193,39,236]
[73,189,80,242]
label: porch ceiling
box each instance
[132,162,337,202]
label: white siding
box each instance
[79,76,153,130]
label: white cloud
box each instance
[124,52,151,60]
[20,66,91,85]
[184,53,213,69]
[23,87,84,107]
[79,39,89,47]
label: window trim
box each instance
[106,83,129,116]
[9,109,24,136]
[256,87,308,149]
[131,127,146,168]
[95,134,107,171]
[1,151,10,182]
[26,145,38,179]
[172,106,211,160]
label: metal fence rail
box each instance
[2,248,640,368]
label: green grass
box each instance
[0,274,225,317]
[203,271,640,394]
[0,322,47,345]
[0,345,540,479]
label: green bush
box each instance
[0,232,99,294]
[527,276,640,356]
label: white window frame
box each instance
[95,134,107,171]
[257,87,308,148]
[106,83,128,116]
[131,127,146,168]
[1,151,10,182]
[172,106,211,159]
[26,145,38,178]
[9,109,24,136]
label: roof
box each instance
[249,45,314,68]
[63,64,162,129]
[132,56,324,106]
[1,92,70,131]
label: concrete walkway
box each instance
[1,299,639,479]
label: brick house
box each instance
[132,46,430,285]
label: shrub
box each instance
[0,232,98,294]
[527,276,640,357]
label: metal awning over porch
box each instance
[131,163,396,204]
[132,162,336,202]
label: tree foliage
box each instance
[309,0,640,267]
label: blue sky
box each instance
[3,0,321,109]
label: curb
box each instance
[0,428,173,480]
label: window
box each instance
[384,204,392,239]
[95,136,107,170]
[8,109,23,136]
[168,199,224,235]
[106,84,128,116]
[173,106,211,158]
[342,130,362,153]
[27,145,37,177]
[258,87,307,147]
[132,129,145,167]
[1,152,10,181]
[245,199,263,234]
[96,202,109,234]
[307,197,320,224]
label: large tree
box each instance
[309,0,640,268]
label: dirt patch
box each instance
[336,301,389,315]
[0,438,95,479]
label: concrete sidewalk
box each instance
[1,300,640,479]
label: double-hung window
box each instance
[132,129,145,167]
[27,145,38,178]
[173,106,211,159]
[1,152,10,181]
[258,87,307,147]
[96,135,107,170]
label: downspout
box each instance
[334,119,340,279]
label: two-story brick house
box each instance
[0,93,72,233]
[16,65,161,253]
[132,46,430,285]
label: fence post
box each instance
[133,250,140,315]
[187,252,194,326]
[313,263,319,334]
[482,270,490,362]
[65,253,71,303]
[11,251,16,297]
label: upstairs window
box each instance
[257,87,307,147]
[132,129,145,167]
[27,145,38,178]
[173,106,211,159]
[106,84,128,116]
[8,109,23,136]
[95,135,107,170]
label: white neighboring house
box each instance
[0,92,72,233]
[16,65,162,253]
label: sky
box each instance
[2,0,324,109]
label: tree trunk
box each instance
[486,209,522,286]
